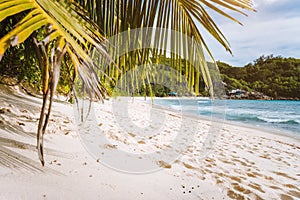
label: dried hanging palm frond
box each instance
[0,0,111,165]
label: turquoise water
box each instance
[151,99,300,135]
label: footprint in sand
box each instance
[182,162,197,170]
[104,144,118,149]
[128,132,136,137]
[273,171,297,181]
[227,189,247,199]
[157,160,172,169]
[288,190,300,198]
[280,194,294,200]
[248,183,265,193]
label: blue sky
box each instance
[202,0,300,66]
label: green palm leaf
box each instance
[81,0,255,96]
[0,0,111,165]
[0,0,109,85]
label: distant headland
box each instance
[218,55,299,100]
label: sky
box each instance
[201,0,300,67]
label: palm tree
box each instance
[77,0,255,96]
[0,0,255,165]
[0,0,110,165]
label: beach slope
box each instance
[0,86,299,199]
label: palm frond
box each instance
[0,0,111,165]
[79,0,255,96]
[0,0,110,87]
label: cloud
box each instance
[201,0,300,66]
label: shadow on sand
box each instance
[0,86,70,174]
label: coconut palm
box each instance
[0,0,255,165]
[0,0,111,165]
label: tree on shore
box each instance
[0,0,255,165]
[218,56,300,99]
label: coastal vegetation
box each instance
[111,55,300,99]
[0,0,254,165]
[218,55,300,99]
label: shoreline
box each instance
[131,95,300,101]
[140,96,300,141]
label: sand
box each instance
[0,85,299,200]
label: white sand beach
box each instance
[0,85,299,200]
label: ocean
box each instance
[150,98,300,136]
